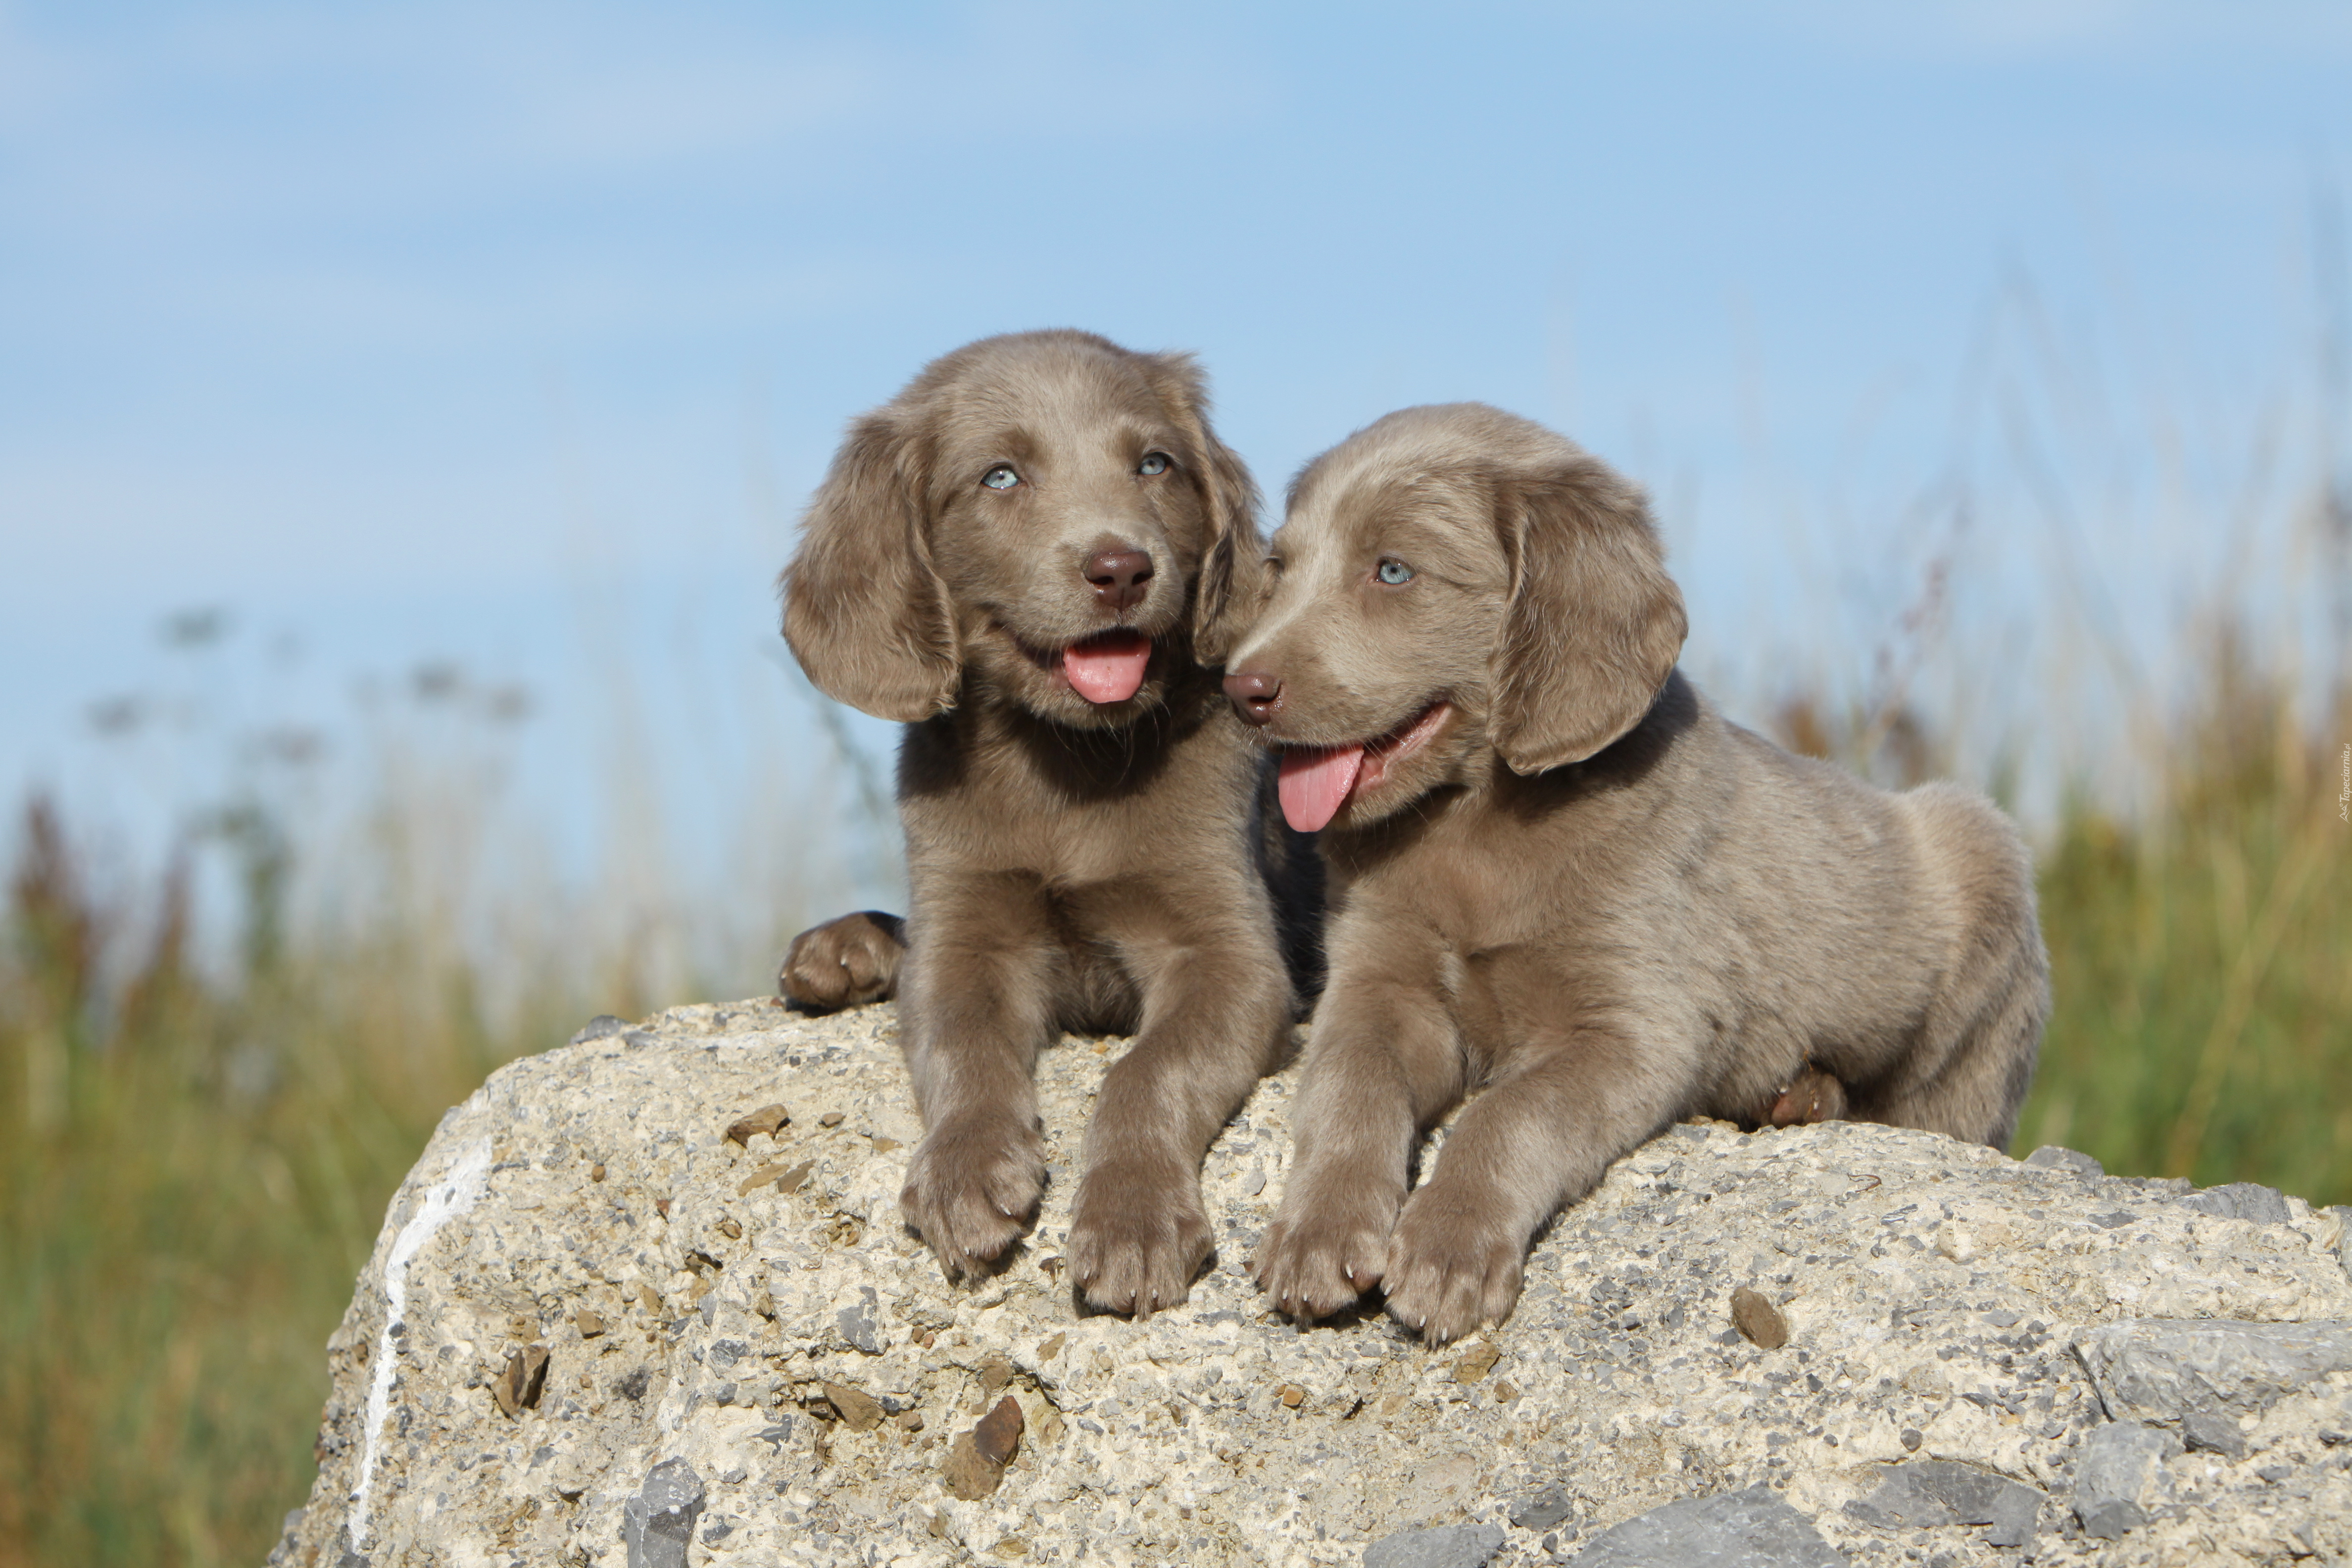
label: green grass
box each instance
[2020,673,2352,1198]
[3,667,2347,1566]
[0,794,698,1568]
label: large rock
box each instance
[270,1001,2352,1567]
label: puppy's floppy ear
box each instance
[1489,452,1687,772]
[780,410,960,722]
[1144,352,1264,666]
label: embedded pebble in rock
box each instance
[1570,1484,1849,1567]
[724,1105,790,1148]
[2025,1146,2106,1180]
[972,1393,1025,1465]
[2177,1182,2294,1226]
[1362,1520,1505,1568]
[269,1000,2352,1568]
[620,1456,704,1568]
[2074,1319,2352,1421]
[1729,1287,1789,1351]
[2070,1422,2176,1540]
[1843,1460,2039,1549]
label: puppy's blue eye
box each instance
[1376,558,1414,586]
[1138,452,1171,476]
[981,465,1019,491]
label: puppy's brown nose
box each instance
[1223,669,1282,726]
[1083,548,1154,612]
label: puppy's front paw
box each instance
[899,1115,1044,1280]
[1252,1178,1398,1322]
[1381,1183,1528,1345]
[779,912,904,1011]
[1067,1160,1212,1318]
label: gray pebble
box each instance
[2024,1146,2103,1178]
[622,1457,705,1568]
[1362,1521,1505,1568]
[2181,1407,2247,1458]
[834,1285,883,1355]
[1509,1485,1574,1530]
[1572,1485,1849,1567]
[2071,1423,2175,1541]
[2076,1319,2352,1421]
[1844,1460,2041,1550]
[2178,1184,2292,1225]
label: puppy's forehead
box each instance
[1282,463,1485,563]
[1280,402,1579,552]
[934,347,1178,458]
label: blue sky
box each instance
[4,1,2349,925]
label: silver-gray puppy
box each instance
[779,331,1302,1318]
[1225,403,2048,1344]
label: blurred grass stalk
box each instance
[0,669,879,1566]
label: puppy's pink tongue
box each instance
[1063,632,1151,704]
[1278,745,1364,832]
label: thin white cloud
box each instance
[4,1,1272,239]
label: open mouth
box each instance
[1060,629,1153,705]
[1276,702,1452,832]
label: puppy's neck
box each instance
[909,663,1227,802]
[1323,669,1702,872]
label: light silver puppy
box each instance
[1225,403,2049,1344]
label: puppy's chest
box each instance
[1343,837,1623,1044]
[916,734,1253,886]
[1344,830,1592,947]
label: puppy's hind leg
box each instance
[1761,1065,1847,1127]
[1857,785,2050,1149]
[1860,951,2046,1150]
[779,911,906,1011]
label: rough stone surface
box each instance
[272,1000,2352,1567]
